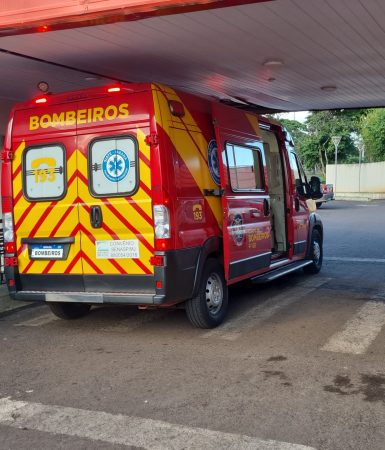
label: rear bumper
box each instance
[318,193,334,202]
[5,246,201,306]
[12,290,165,305]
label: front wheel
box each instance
[48,302,91,320]
[185,259,228,329]
[304,229,323,274]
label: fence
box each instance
[326,161,385,199]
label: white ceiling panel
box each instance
[1,0,385,111]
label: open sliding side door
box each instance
[212,105,273,282]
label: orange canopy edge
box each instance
[0,0,272,36]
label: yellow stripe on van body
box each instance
[16,151,82,274]
[76,150,153,275]
[245,113,262,136]
[12,140,24,177]
[137,127,151,163]
[152,85,222,229]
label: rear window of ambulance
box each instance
[23,144,66,201]
[89,136,138,197]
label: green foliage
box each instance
[360,109,385,162]
[279,109,367,175]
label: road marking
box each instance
[0,397,316,450]
[321,301,385,355]
[202,278,330,341]
[14,313,58,327]
[324,256,385,263]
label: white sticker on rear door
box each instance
[96,240,140,259]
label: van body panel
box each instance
[2,82,322,313]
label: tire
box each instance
[48,302,91,320]
[304,229,323,274]
[185,259,228,329]
[316,202,323,209]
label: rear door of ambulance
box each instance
[13,90,154,295]
[12,102,83,291]
[76,90,155,293]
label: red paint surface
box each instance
[0,0,272,36]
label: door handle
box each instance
[295,197,300,212]
[250,208,259,218]
[90,205,103,228]
[263,199,270,217]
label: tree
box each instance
[281,109,366,176]
[360,108,385,162]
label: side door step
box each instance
[251,260,312,284]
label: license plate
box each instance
[30,244,64,259]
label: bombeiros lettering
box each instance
[29,103,129,130]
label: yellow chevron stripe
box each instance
[12,141,25,177]
[245,113,262,136]
[137,127,150,162]
[76,147,153,275]
[80,208,153,275]
[152,84,222,228]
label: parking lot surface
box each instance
[0,200,384,450]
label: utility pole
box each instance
[332,136,342,195]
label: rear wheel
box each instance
[48,302,91,320]
[185,259,228,329]
[304,229,323,274]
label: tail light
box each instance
[153,204,171,251]
[3,211,17,261]
[3,212,15,245]
[153,205,170,239]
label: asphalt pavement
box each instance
[0,200,384,450]
[0,283,32,317]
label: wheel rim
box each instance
[205,273,223,315]
[312,240,321,265]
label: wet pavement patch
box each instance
[262,370,288,381]
[360,374,385,402]
[267,355,287,362]
[323,373,385,402]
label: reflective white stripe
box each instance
[324,256,385,263]
[321,301,385,355]
[0,397,316,450]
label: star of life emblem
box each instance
[102,149,129,182]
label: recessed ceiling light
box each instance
[263,59,284,67]
[37,81,49,93]
[85,76,99,81]
[321,85,337,92]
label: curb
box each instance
[0,296,40,318]
[0,300,39,319]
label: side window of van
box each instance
[225,143,264,191]
[23,144,66,201]
[89,136,138,197]
[289,151,306,188]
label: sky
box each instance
[279,111,309,123]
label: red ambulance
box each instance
[1,83,323,328]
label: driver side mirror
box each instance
[309,176,323,199]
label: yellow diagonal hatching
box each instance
[136,127,151,162]
[12,140,25,176]
[15,150,82,274]
[76,149,153,275]
[152,84,222,228]
[245,113,262,136]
